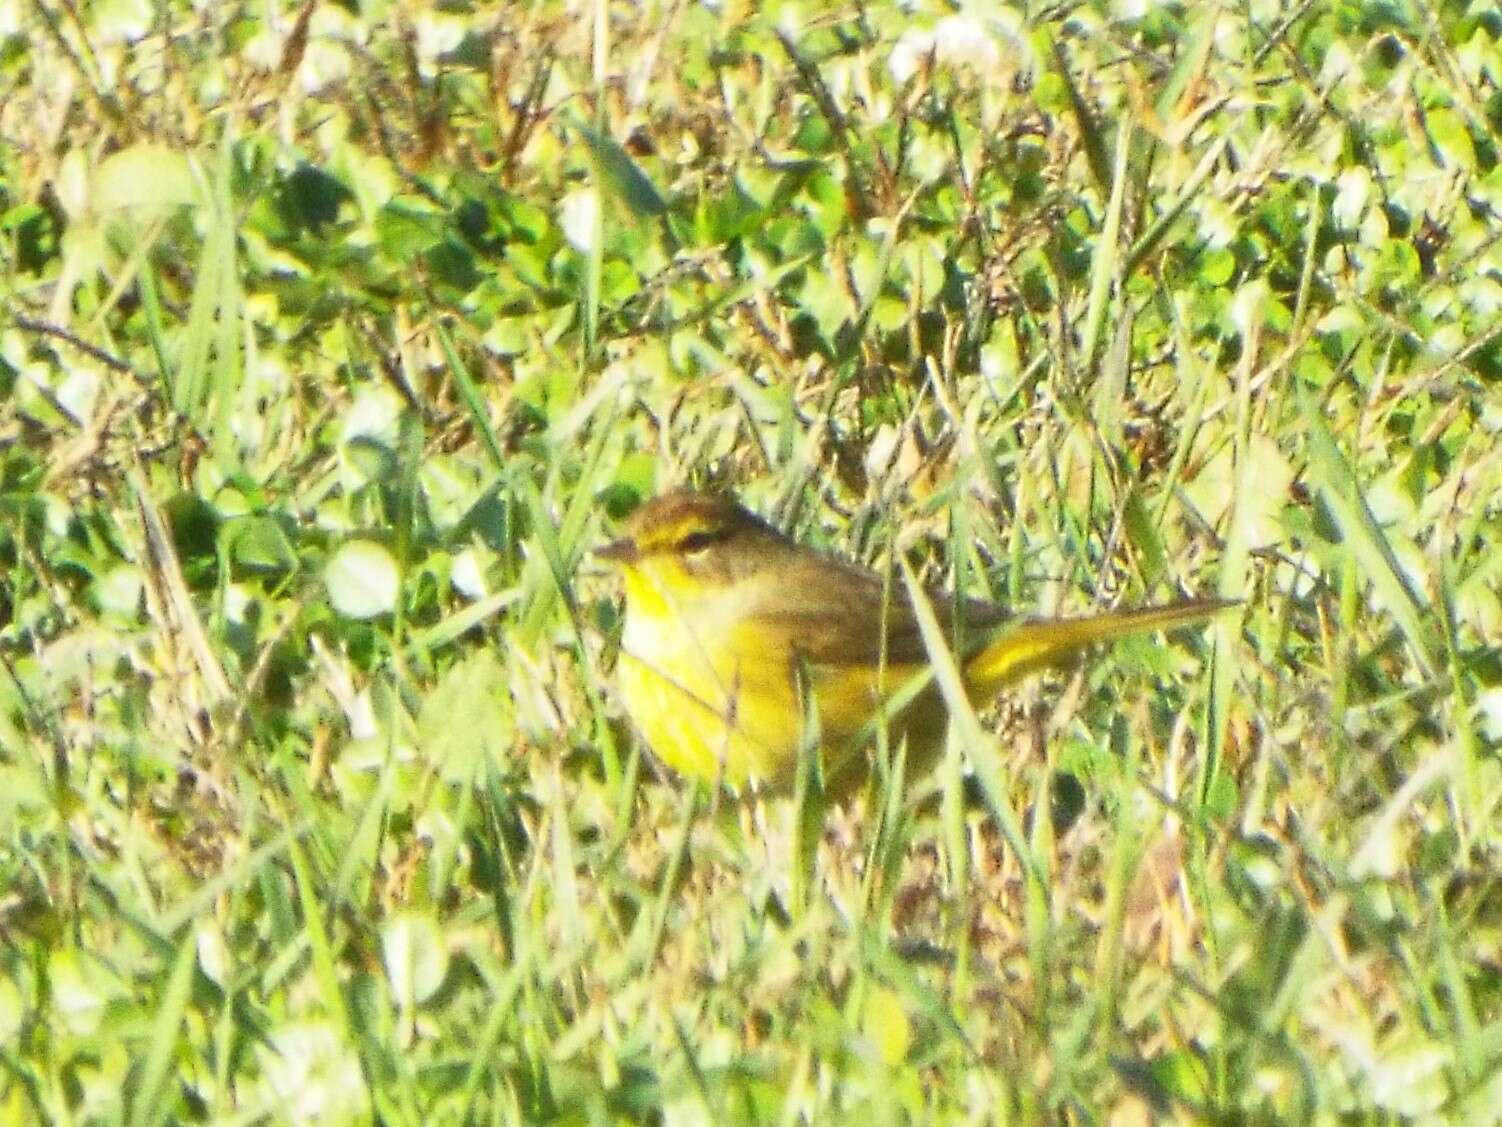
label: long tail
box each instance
[964,598,1237,699]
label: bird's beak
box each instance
[596,536,639,564]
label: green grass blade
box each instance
[899,561,1044,891]
[128,926,199,1127]
[1080,115,1133,377]
[286,835,349,1027]
[1301,395,1436,677]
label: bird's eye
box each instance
[677,528,724,554]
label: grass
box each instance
[3,0,1502,1121]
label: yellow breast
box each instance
[615,569,941,788]
[616,601,799,786]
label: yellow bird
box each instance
[599,489,1229,791]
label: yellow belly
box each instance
[617,617,941,789]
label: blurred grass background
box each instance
[2,0,1502,1121]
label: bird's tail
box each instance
[964,598,1236,700]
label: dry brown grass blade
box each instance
[130,463,232,712]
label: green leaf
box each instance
[1198,246,1236,286]
[382,912,449,1007]
[376,199,446,258]
[1425,108,1476,170]
[1123,488,1168,585]
[326,541,400,619]
[225,515,297,575]
[92,143,201,215]
[570,120,669,219]
[416,650,513,781]
[860,987,912,1067]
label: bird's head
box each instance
[597,489,786,614]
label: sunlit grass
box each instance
[2,1,1500,1121]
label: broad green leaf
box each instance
[1426,108,1476,170]
[382,912,449,1007]
[226,515,297,574]
[326,541,400,619]
[93,144,201,214]
[861,987,912,1066]
[416,650,513,781]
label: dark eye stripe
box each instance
[677,528,729,553]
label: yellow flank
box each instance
[599,489,1232,790]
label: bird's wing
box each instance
[749,551,1230,682]
[750,552,1012,668]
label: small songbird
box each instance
[599,489,1229,791]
